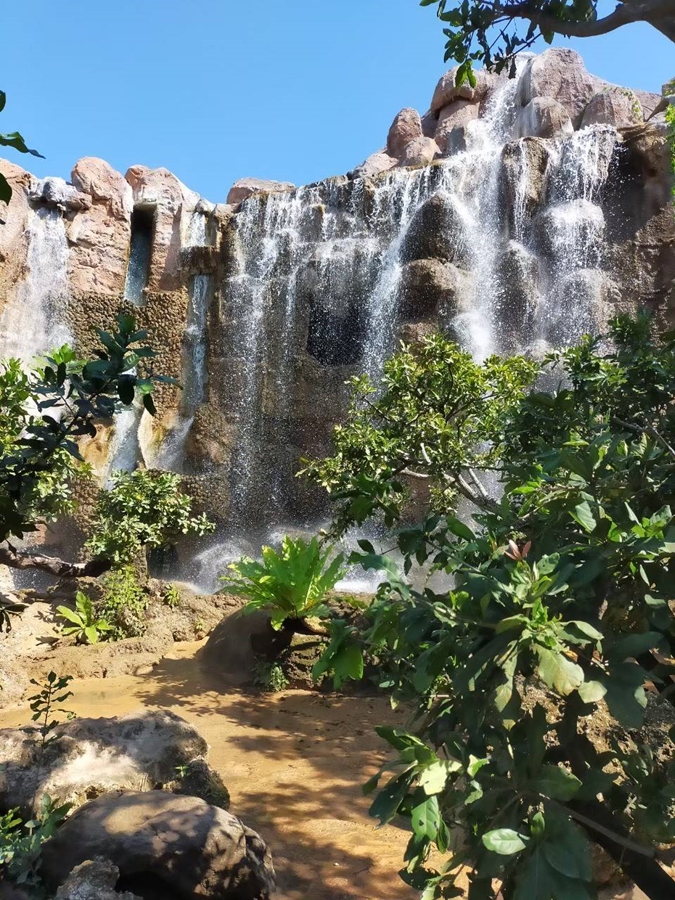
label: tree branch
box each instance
[0,544,112,579]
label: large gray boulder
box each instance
[0,710,228,814]
[401,193,469,265]
[41,790,275,900]
[399,259,469,320]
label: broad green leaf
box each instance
[535,646,584,695]
[369,772,412,826]
[577,680,606,703]
[482,828,527,855]
[411,793,442,842]
[533,765,581,801]
[571,501,596,533]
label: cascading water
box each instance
[167,67,625,592]
[0,193,71,362]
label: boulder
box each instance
[495,240,539,341]
[352,149,397,179]
[431,67,492,113]
[401,193,469,265]
[435,99,480,154]
[226,177,295,206]
[500,137,551,233]
[399,259,468,320]
[28,177,90,212]
[516,48,602,127]
[582,87,643,129]
[387,107,423,158]
[514,97,573,140]
[202,609,293,684]
[40,790,275,900]
[397,136,439,168]
[420,109,438,138]
[632,89,662,121]
[0,709,227,814]
[72,156,132,219]
[55,858,141,900]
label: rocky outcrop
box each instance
[397,135,439,167]
[40,790,276,900]
[435,98,480,154]
[516,48,604,127]
[352,149,397,178]
[399,259,468,320]
[514,97,573,140]
[67,157,132,295]
[226,177,295,206]
[54,858,142,900]
[430,66,493,113]
[387,107,423,158]
[582,87,643,129]
[0,709,228,814]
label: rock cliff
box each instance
[0,49,672,588]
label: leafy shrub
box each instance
[56,591,112,644]
[252,659,290,692]
[311,315,675,899]
[86,469,215,566]
[0,796,71,888]
[162,583,182,608]
[97,565,148,640]
[222,536,345,630]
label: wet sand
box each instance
[0,641,418,900]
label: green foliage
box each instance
[0,313,173,545]
[304,333,537,533]
[0,796,71,890]
[56,591,112,644]
[86,469,214,566]
[0,89,43,204]
[162,583,182,608]
[97,565,148,640]
[222,535,346,630]
[28,671,74,755]
[419,0,670,85]
[313,315,675,898]
[252,658,290,692]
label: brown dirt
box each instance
[0,640,423,900]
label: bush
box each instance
[97,566,148,640]
[222,535,346,630]
[312,315,675,900]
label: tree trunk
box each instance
[0,544,112,579]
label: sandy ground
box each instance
[0,640,421,900]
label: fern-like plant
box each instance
[222,536,345,630]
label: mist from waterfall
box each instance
[0,198,71,362]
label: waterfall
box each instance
[0,196,71,362]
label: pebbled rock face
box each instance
[41,790,276,900]
[0,709,228,814]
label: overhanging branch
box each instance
[0,544,112,579]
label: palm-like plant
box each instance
[221,536,345,630]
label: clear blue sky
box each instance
[2,0,673,201]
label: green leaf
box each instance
[577,680,606,703]
[482,828,527,855]
[535,646,584,695]
[571,501,596,533]
[419,759,460,795]
[411,793,442,842]
[533,765,582,801]
[369,772,412,826]
[601,662,647,728]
